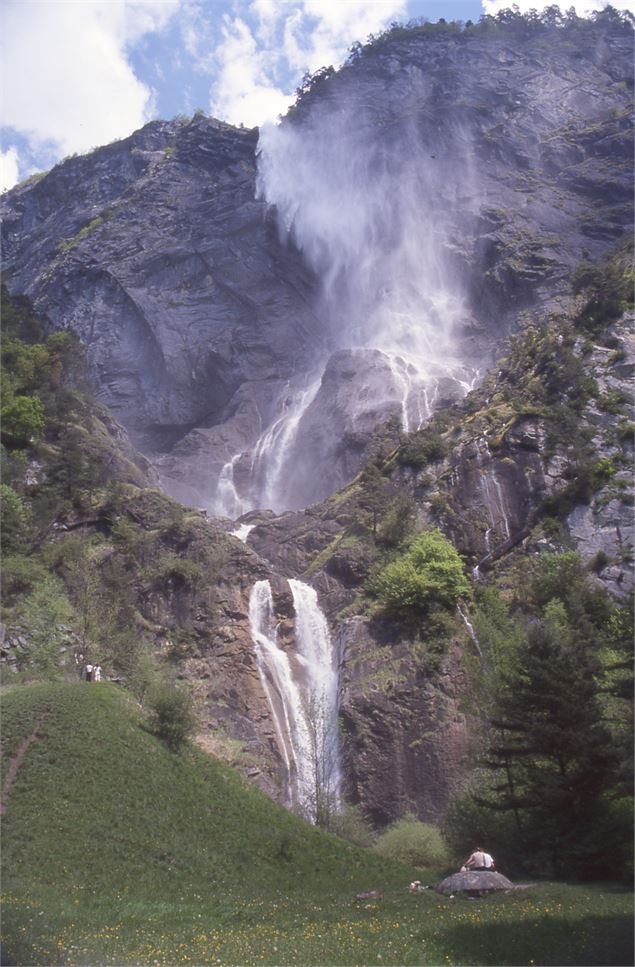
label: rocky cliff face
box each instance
[2,17,632,516]
[2,15,633,828]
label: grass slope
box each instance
[1,683,633,966]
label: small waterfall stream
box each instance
[457,603,483,658]
[248,578,341,820]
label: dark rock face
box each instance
[338,618,477,826]
[2,21,632,515]
[1,117,324,510]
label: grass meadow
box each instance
[1,683,633,966]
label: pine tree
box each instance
[482,599,621,877]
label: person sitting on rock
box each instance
[464,847,495,871]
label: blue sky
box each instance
[0,0,631,191]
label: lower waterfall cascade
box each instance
[248,578,341,820]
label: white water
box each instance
[249,379,321,512]
[477,438,512,543]
[248,578,341,819]
[457,603,483,659]
[248,580,309,806]
[289,579,342,805]
[230,523,255,542]
[215,455,245,519]
[257,108,481,444]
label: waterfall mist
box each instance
[257,110,475,399]
[212,73,484,516]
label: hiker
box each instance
[94,664,102,682]
[75,652,84,677]
[463,847,495,872]
[85,662,93,682]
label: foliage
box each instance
[146,679,197,751]
[572,244,634,334]
[357,462,391,537]
[398,427,448,468]
[374,814,451,869]
[0,484,28,549]
[373,529,469,615]
[470,553,633,880]
[330,803,376,848]
[377,492,417,548]
[0,554,51,607]
[301,693,341,829]
[0,394,46,447]
[11,576,75,677]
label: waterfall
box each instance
[477,439,512,543]
[289,579,342,807]
[215,455,245,519]
[248,580,308,806]
[257,108,481,434]
[249,379,321,512]
[248,578,341,820]
[230,523,255,543]
[457,603,483,658]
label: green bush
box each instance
[330,804,376,848]
[146,681,197,751]
[373,529,469,614]
[373,814,450,869]
[1,394,46,447]
[0,484,28,549]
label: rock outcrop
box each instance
[435,871,516,895]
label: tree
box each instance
[358,462,391,538]
[147,680,197,751]
[374,529,469,615]
[0,484,28,549]
[374,814,450,868]
[0,395,46,447]
[482,602,623,878]
[302,693,341,830]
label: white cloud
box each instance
[0,0,180,165]
[210,0,407,127]
[0,146,20,192]
[285,0,407,73]
[212,16,292,127]
[482,0,635,14]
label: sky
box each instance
[1,0,633,192]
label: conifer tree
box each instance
[480,556,631,878]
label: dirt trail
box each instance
[1,715,48,815]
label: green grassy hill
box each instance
[1,682,633,967]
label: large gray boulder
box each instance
[436,871,515,895]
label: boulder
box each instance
[435,871,515,895]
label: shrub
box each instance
[146,681,197,751]
[330,804,376,848]
[373,529,469,615]
[1,394,46,447]
[0,484,28,549]
[373,814,450,869]
[398,428,448,468]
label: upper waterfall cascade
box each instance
[209,95,483,516]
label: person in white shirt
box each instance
[464,847,495,871]
[94,664,102,682]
